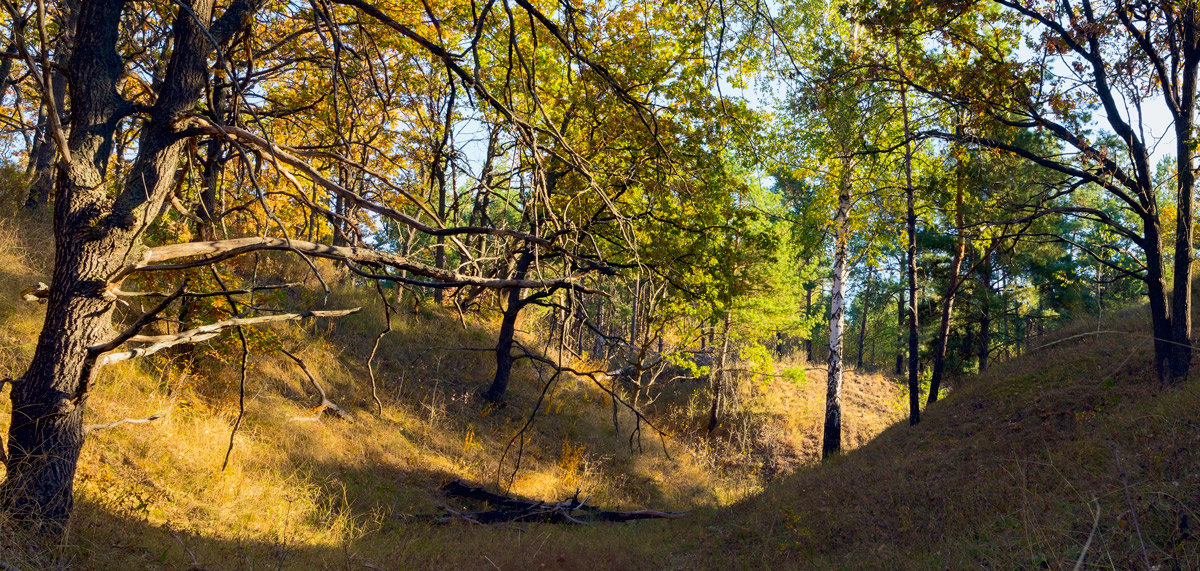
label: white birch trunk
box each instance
[822,170,851,460]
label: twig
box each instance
[1112,443,1151,568]
[366,281,393,416]
[221,326,249,471]
[1073,496,1100,571]
[167,527,200,569]
[279,347,352,422]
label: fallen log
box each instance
[438,479,686,524]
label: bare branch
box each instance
[92,308,360,367]
[278,347,352,422]
[85,403,173,433]
[127,237,605,294]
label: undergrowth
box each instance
[5,211,1194,569]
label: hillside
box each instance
[1,225,1195,571]
[3,220,1199,570]
[0,215,907,569]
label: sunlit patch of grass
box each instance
[12,209,1196,568]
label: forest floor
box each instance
[1,213,1198,569]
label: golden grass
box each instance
[0,212,906,568]
[7,210,1196,569]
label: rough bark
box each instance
[1,0,262,531]
[1168,30,1197,382]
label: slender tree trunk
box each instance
[631,277,640,343]
[856,265,873,369]
[1144,215,1175,383]
[197,69,228,242]
[899,78,920,425]
[928,137,966,405]
[431,77,455,304]
[23,0,78,210]
[485,252,534,402]
[895,289,904,375]
[978,252,993,372]
[706,312,731,433]
[822,169,851,460]
[805,285,814,362]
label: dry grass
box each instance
[5,210,1195,569]
[0,214,907,569]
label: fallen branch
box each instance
[279,347,352,422]
[438,479,686,524]
[85,403,173,433]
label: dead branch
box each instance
[85,402,173,433]
[112,283,300,298]
[439,479,686,524]
[91,308,360,367]
[278,347,352,422]
[124,237,604,294]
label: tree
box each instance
[866,0,1200,384]
[0,0,657,532]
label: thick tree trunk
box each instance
[3,0,256,532]
[822,171,850,460]
[2,0,129,529]
[1168,54,1197,382]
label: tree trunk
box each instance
[1168,50,1197,382]
[431,78,455,304]
[23,0,78,210]
[706,312,731,433]
[805,285,814,362]
[856,265,873,369]
[1143,214,1175,384]
[978,252,992,372]
[822,169,850,460]
[900,78,920,425]
[895,289,903,375]
[928,138,966,405]
[485,252,535,403]
[2,0,258,532]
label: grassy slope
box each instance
[4,212,1197,569]
[0,215,905,569]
